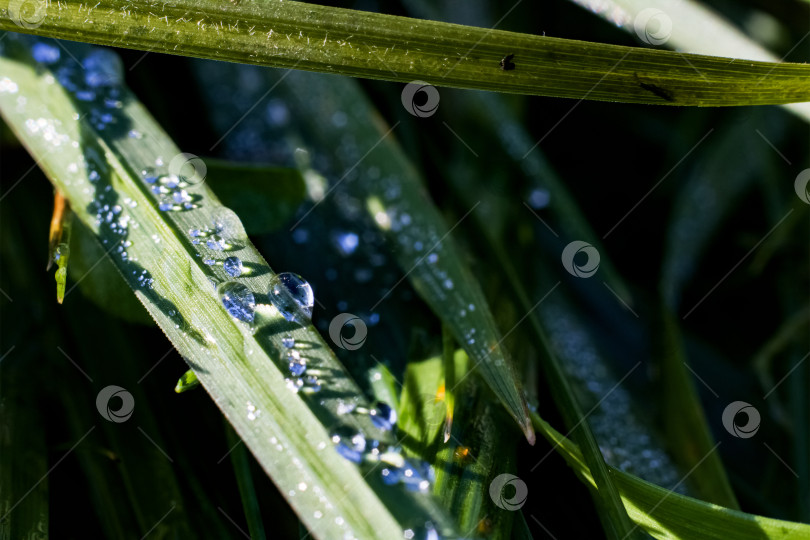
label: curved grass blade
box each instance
[657,308,739,509]
[0,35,457,540]
[266,69,536,443]
[1,0,810,106]
[660,109,780,310]
[531,412,810,540]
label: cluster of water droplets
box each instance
[282,331,322,395]
[140,166,198,213]
[20,39,154,274]
[329,401,438,498]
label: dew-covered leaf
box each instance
[0,35,457,540]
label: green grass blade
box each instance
[658,308,739,509]
[2,0,810,105]
[398,350,520,539]
[531,412,810,540]
[568,0,810,120]
[0,35,457,539]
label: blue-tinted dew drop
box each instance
[223,256,243,278]
[369,402,397,432]
[268,272,314,324]
[330,427,367,464]
[217,281,255,324]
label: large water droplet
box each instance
[212,207,247,244]
[268,272,314,324]
[217,281,255,324]
[281,334,295,349]
[223,256,243,277]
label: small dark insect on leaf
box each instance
[639,81,675,102]
[500,54,515,71]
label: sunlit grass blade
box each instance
[399,350,520,538]
[0,35,457,539]
[442,324,456,444]
[531,412,810,539]
[3,0,810,106]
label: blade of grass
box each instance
[2,0,810,106]
[0,35,457,539]
[531,411,810,539]
[567,0,810,121]
[399,350,520,539]
[658,308,739,509]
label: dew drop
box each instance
[268,272,314,324]
[281,334,295,349]
[212,207,247,244]
[223,256,243,277]
[206,234,227,251]
[172,189,191,204]
[54,243,70,263]
[217,281,255,324]
[369,402,397,432]
[141,168,159,184]
[289,357,307,377]
[331,428,366,464]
